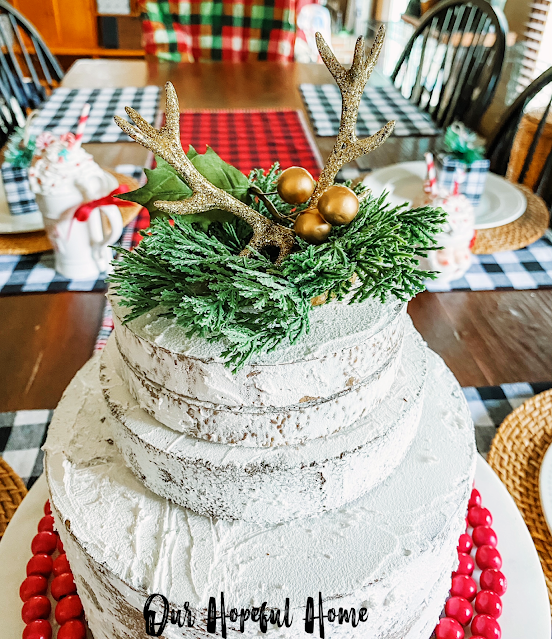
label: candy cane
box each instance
[425,152,437,197]
[74,103,90,148]
[452,167,466,196]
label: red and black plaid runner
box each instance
[177,109,322,178]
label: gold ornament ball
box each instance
[277,167,316,205]
[318,185,359,225]
[293,209,332,244]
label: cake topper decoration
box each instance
[114,26,394,258]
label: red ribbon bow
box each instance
[73,185,134,222]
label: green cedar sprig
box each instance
[110,172,445,370]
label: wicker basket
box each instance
[507,109,552,191]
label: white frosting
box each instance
[44,344,476,639]
[110,294,406,445]
[100,329,425,524]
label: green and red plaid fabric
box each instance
[140,0,296,62]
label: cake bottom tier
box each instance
[44,346,475,639]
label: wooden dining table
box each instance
[0,58,551,413]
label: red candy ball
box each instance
[37,515,55,533]
[23,619,52,639]
[473,526,498,548]
[451,574,477,601]
[435,617,464,639]
[44,501,52,516]
[26,554,53,577]
[54,553,72,576]
[55,595,84,625]
[468,488,482,509]
[22,595,51,623]
[20,574,48,601]
[57,620,87,639]
[476,545,502,570]
[31,531,58,555]
[445,596,473,626]
[475,590,502,618]
[453,552,475,577]
[52,572,77,601]
[480,569,507,596]
[468,506,493,528]
[472,614,502,639]
[457,533,473,554]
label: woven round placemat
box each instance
[487,389,552,602]
[0,457,28,540]
[472,184,550,254]
[0,170,142,256]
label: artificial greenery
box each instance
[443,123,485,164]
[4,127,36,168]
[110,163,446,370]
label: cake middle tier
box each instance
[110,294,406,446]
[100,328,427,525]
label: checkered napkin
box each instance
[0,166,148,294]
[300,84,441,138]
[3,381,551,488]
[29,87,161,144]
[1,165,39,216]
[178,110,323,177]
[426,232,552,292]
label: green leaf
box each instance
[191,147,249,203]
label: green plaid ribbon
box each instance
[140,0,296,62]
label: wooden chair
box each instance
[139,0,297,63]
[0,0,63,146]
[487,68,552,208]
[391,0,508,131]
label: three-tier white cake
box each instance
[44,293,476,639]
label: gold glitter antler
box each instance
[114,82,295,265]
[310,27,396,207]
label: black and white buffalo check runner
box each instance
[426,232,552,292]
[300,84,441,138]
[29,87,161,144]
[3,381,550,488]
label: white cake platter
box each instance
[362,161,527,230]
[539,443,552,535]
[0,458,549,639]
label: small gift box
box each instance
[436,124,490,207]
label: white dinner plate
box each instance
[363,161,527,230]
[0,458,549,639]
[539,443,552,535]
[0,211,44,234]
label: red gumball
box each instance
[480,569,507,596]
[44,501,52,516]
[453,552,475,577]
[457,533,473,554]
[20,574,48,601]
[472,614,501,639]
[472,526,498,548]
[52,572,77,601]
[31,531,58,555]
[57,619,87,639]
[435,617,464,639]
[451,574,477,602]
[26,554,53,577]
[23,619,52,639]
[37,515,55,533]
[468,506,493,528]
[22,595,51,623]
[468,488,482,508]
[55,595,84,625]
[54,553,72,576]
[445,596,473,626]
[475,590,502,618]
[476,545,502,570]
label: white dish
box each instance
[539,443,552,535]
[0,211,44,234]
[0,458,550,639]
[363,161,527,230]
